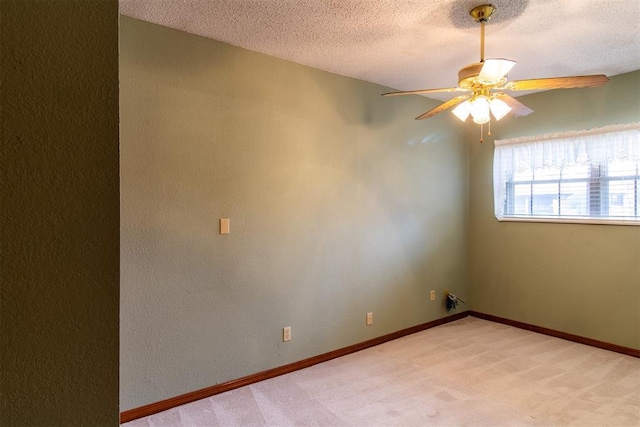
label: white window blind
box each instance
[493,123,640,225]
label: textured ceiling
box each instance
[119,0,640,100]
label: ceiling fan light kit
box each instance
[383,4,609,141]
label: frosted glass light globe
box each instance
[471,96,490,124]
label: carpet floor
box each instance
[124,317,640,426]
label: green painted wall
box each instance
[469,71,640,349]
[119,17,469,410]
[0,1,120,425]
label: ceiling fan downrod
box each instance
[472,4,498,142]
[470,4,496,62]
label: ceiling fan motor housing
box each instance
[458,62,484,88]
[458,62,507,90]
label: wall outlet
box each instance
[283,326,291,342]
[366,312,373,326]
[430,290,436,301]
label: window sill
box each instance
[496,216,640,226]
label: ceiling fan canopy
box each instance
[383,4,609,129]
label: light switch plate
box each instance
[220,218,230,234]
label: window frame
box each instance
[493,123,640,226]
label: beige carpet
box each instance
[124,317,640,426]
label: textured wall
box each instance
[0,1,120,425]
[468,71,640,349]
[120,16,469,411]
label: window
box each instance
[494,123,640,225]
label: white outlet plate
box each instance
[366,312,373,326]
[283,326,291,342]
[430,290,436,301]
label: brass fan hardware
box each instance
[469,4,495,63]
[382,4,609,142]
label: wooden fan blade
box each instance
[478,58,516,84]
[504,74,608,91]
[415,95,469,120]
[382,87,468,97]
[494,93,534,117]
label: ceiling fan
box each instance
[382,4,609,140]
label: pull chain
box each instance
[479,120,492,143]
